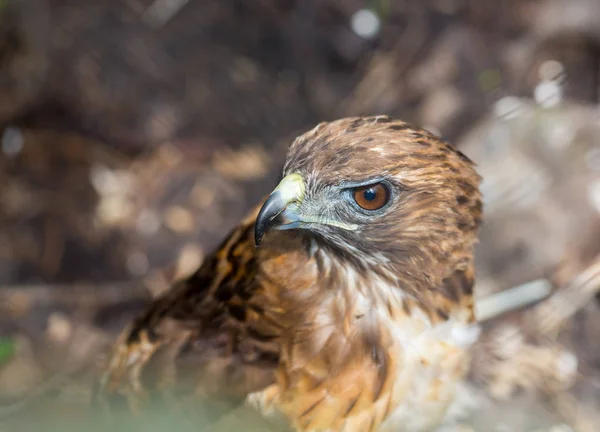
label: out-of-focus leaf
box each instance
[0,337,16,364]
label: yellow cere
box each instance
[274,173,306,204]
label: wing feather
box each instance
[97,204,281,418]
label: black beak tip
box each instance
[254,229,264,247]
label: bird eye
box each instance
[352,183,390,211]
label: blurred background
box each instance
[0,0,599,430]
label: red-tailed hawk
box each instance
[98,116,483,431]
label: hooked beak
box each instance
[254,173,306,246]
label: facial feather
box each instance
[279,116,482,318]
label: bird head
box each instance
[255,116,482,282]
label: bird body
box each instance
[99,116,483,432]
[248,277,479,432]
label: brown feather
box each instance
[97,205,281,419]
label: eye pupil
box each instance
[353,182,390,211]
[363,188,377,201]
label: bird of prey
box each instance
[98,116,483,432]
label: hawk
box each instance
[98,116,483,432]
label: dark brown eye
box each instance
[353,183,390,211]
